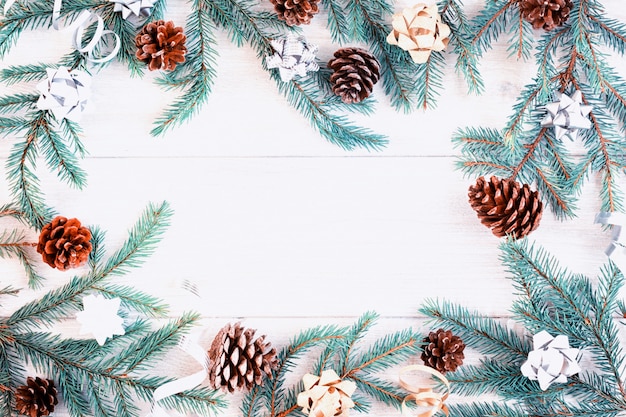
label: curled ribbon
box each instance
[4,0,119,63]
[399,365,449,417]
[595,212,626,272]
[148,334,209,417]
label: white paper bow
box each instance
[520,330,580,390]
[76,294,125,345]
[36,67,92,122]
[266,35,319,83]
[541,90,592,140]
[297,369,356,417]
[109,0,156,19]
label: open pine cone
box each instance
[270,0,320,26]
[519,0,573,30]
[15,377,59,417]
[135,20,187,71]
[328,47,380,104]
[468,176,543,239]
[421,329,465,374]
[208,323,277,392]
[37,216,92,270]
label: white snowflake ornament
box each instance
[36,67,91,122]
[76,294,125,345]
[109,0,156,19]
[541,90,592,141]
[266,35,319,83]
[520,330,581,390]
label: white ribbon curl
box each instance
[4,0,120,63]
[147,334,210,417]
[595,212,626,273]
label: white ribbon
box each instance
[148,334,209,417]
[4,0,119,63]
[595,212,626,272]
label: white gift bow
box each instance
[595,212,626,273]
[4,0,119,63]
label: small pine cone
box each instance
[468,176,543,239]
[37,216,92,270]
[270,0,320,26]
[15,377,59,417]
[135,20,187,71]
[421,329,465,374]
[519,0,573,30]
[208,323,278,392]
[328,47,380,104]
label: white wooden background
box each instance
[1,1,625,416]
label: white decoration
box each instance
[76,294,125,345]
[266,35,319,83]
[541,90,592,141]
[520,330,581,390]
[109,0,156,19]
[36,67,91,122]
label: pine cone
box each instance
[519,0,573,30]
[37,216,92,270]
[421,329,465,374]
[14,377,59,417]
[328,48,380,104]
[135,20,187,71]
[208,323,278,392]
[270,0,320,26]
[468,176,543,239]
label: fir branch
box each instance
[320,0,348,43]
[151,0,218,136]
[0,230,43,289]
[339,311,377,375]
[99,3,144,76]
[0,203,25,221]
[0,64,49,85]
[470,0,516,57]
[414,52,445,110]
[348,375,404,408]
[0,92,38,113]
[446,359,530,398]
[91,284,169,317]
[419,298,530,360]
[448,401,529,417]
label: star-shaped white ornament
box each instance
[541,90,592,141]
[520,330,581,390]
[109,0,156,19]
[76,294,125,345]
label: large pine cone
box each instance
[468,176,543,239]
[136,20,187,71]
[37,216,92,270]
[328,48,380,104]
[270,0,320,26]
[519,0,573,30]
[208,323,278,392]
[15,377,59,417]
[421,329,465,374]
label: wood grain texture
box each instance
[0,0,625,416]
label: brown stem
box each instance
[0,242,37,248]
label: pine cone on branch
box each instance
[468,176,543,239]
[37,216,92,270]
[208,323,277,392]
[135,20,187,71]
[14,377,58,417]
[519,0,573,30]
[421,329,465,374]
[270,0,320,26]
[328,47,380,104]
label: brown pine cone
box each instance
[37,216,92,270]
[135,20,187,71]
[468,176,543,239]
[270,0,320,26]
[208,323,278,392]
[421,329,465,374]
[519,0,573,30]
[15,377,59,417]
[328,47,380,104]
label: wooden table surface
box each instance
[1,1,625,416]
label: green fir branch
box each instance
[0,64,50,85]
[151,0,218,136]
[0,92,38,113]
[0,230,44,289]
